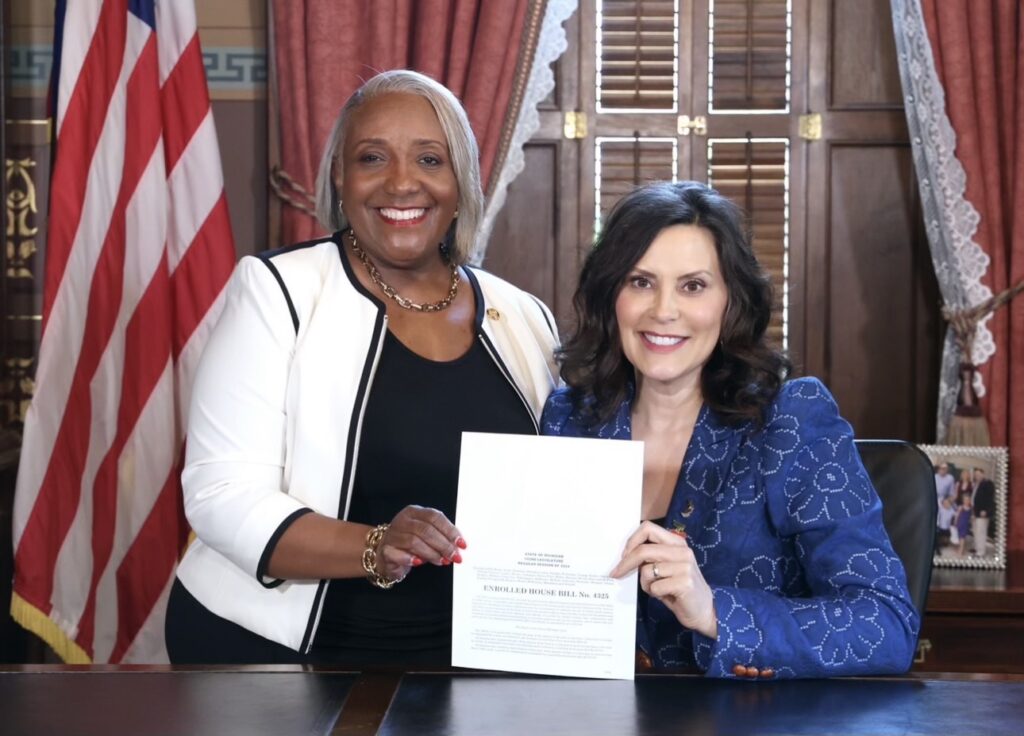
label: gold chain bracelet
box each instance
[361,524,402,589]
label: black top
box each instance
[312,330,536,665]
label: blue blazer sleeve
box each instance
[694,379,920,678]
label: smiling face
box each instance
[338,92,459,272]
[614,224,729,397]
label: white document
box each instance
[451,432,643,680]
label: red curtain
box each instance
[922,0,1024,553]
[271,0,534,244]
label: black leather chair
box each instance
[855,439,936,623]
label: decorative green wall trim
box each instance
[9,45,267,92]
[201,48,268,88]
[9,45,52,89]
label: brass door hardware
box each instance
[677,114,708,137]
[799,113,822,141]
[564,111,587,139]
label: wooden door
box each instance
[485,0,942,442]
[480,12,584,328]
[802,0,942,441]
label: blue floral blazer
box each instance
[541,377,919,679]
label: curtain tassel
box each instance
[941,278,1024,446]
[269,165,318,217]
[946,361,992,446]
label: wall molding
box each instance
[9,45,267,98]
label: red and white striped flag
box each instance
[10,0,236,663]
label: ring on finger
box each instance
[652,563,661,580]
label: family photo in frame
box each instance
[919,445,1009,570]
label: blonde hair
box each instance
[313,70,483,265]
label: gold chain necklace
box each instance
[347,231,459,313]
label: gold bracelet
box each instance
[361,524,402,589]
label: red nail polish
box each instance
[440,557,450,565]
[411,556,423,567]
[452,552,463,564]
[456,537,467,549]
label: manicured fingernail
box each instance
[411,556,424,567]
[452,552,463,564]
[456,537,467,549]
[440,557,450,565]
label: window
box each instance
[589,0,793,347]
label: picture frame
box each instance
[918,445,1008,570]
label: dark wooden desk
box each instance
[0,666,356,736]
[1,667,1022,736]
[377,672,1024,736]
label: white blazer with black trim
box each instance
[176,233,559,652]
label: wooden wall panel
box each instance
[197,0,266,40]
[482,144,558,315]
[911,211,944,442]
[829,0,902,109]
[804,0,941,443]
[199,0,268,257]
[826,144,939,440]
[212,100,268,259]
[483,11,583,335]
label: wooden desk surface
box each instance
[379,672,1024,736]
[0,667,1021,736]
[0,666,356,736]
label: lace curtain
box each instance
[473,0,578,263]
[889,0,994,441]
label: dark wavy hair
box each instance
[559,181,790,428]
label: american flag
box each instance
[10,0,236,663]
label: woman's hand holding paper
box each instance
[380,505,465,579]
[610,521,717,639]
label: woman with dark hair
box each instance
[542,181,918,678]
